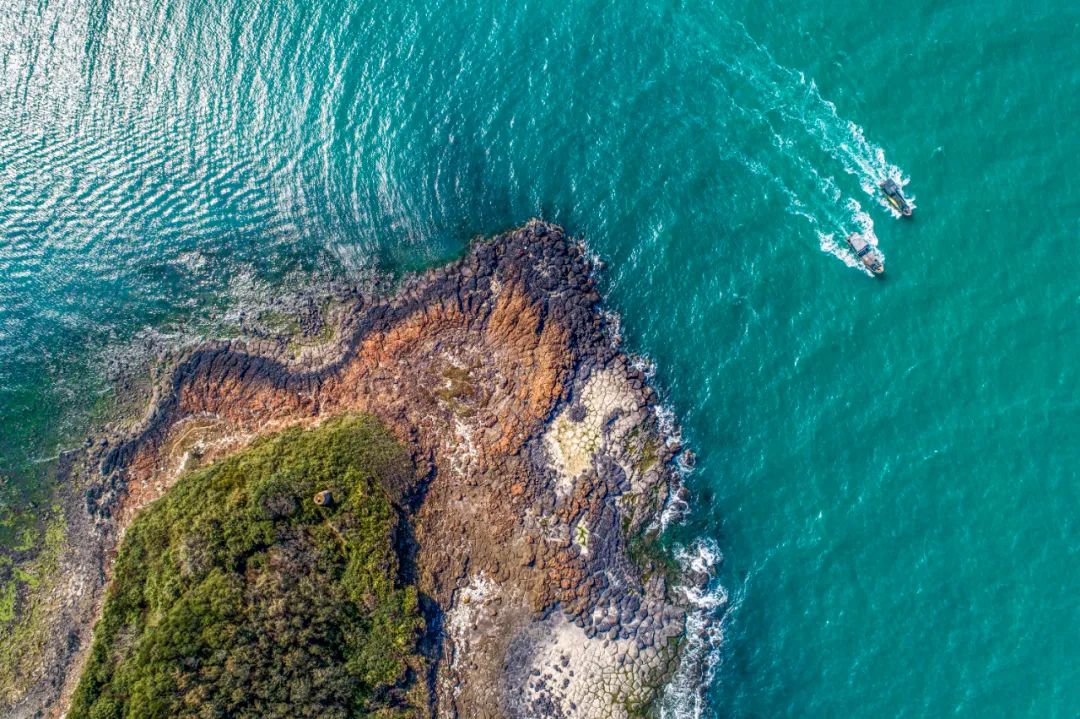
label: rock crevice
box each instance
[9,220,706,719]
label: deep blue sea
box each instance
[2,0,1079,715]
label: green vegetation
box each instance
[433,364,477,418]
[69,416,428,719]
[0,580,15,624]
[623,426,660,476]
[257,309,303,337]
[435,365,473,401]
[632,437,659,475]
[625,529,681,587]
[574,522,590,548]
[259,299,343,358]
[619,429,682,584]
[0,505,67,705]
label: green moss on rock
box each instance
[0,506,67,705]
[69,415,428,719]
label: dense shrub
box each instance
[70,416,427,719]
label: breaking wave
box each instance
[658,539,727,719]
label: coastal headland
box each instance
[3,221,713,718]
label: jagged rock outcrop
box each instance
[7,220,704,718]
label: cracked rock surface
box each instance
[8,220,705,718]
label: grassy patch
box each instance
[0,507,67,705]
[0,581,15,624]
[623,424,659,476]
[258,309,302,337]
[434,364,475,403]
[633,437,659,475]
[69,415,428,719]
[573,522,590,551]
[434,364,479,418]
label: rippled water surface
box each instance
[2,0,1078,715]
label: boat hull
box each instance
[880,180,913,217]
[846,233,885,276]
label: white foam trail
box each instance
[713,14,913,248]
[818,231,870,276]
[736,148,876,276]
[658,539,727,719]
[714,71,888,276]
[725,23,913,215]
[846,197,879,245]
[814,199,886,276]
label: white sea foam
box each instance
[817,231,869,275]
[727,116,883,276]
[658,539,727,719]
[630,353,657,379]
[846,198,879,245]
[814,199,885,276]
[601,308,623,347]
[715,18,912,272]
[727,24,912,205]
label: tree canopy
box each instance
[70,415,428,719]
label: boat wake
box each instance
[818,231,869,276]
[816,198,883,276]
[709,16,910,272]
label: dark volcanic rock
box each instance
[5,221,709,719]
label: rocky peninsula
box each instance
[2,221,714,718]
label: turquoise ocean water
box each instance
[2,0,1079,715]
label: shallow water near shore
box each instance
[2,0,1079,715]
